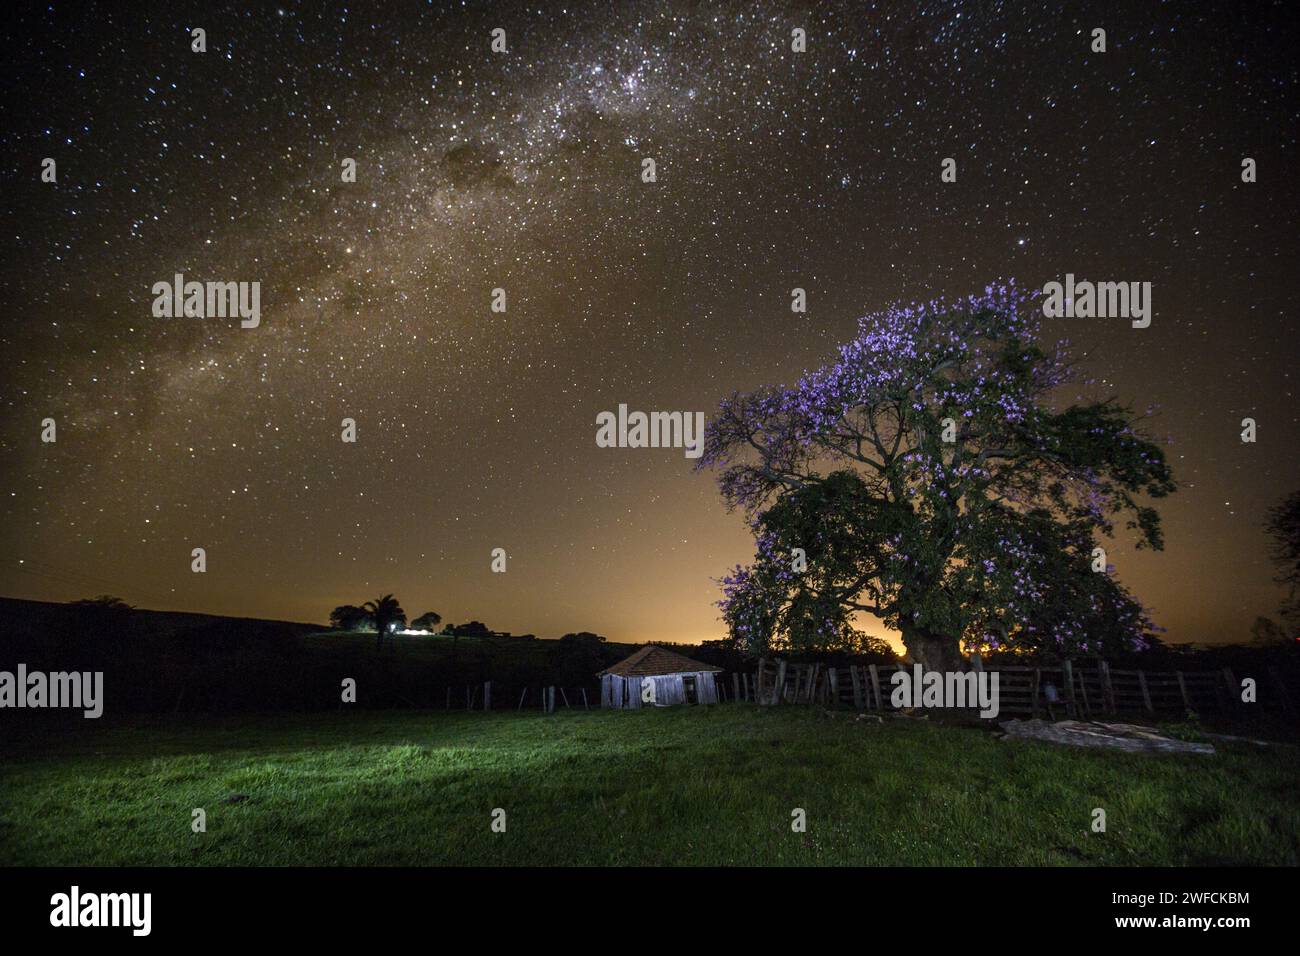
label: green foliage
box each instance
[706,288,1176,658]
[329,604,373,631]
[1265,490,1300,633]
[553,631,609,684]
[362,594,406,650]
[411,611,443,632]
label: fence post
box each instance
[1062,660,1076,718]
[1099,660,1116,714]
[1223,668,1238,709]
[517,687,528,711]
[483,681,492,712]
[773,659,787,705]
[1176,671,1191,710]
[850,666,864,709]
[1268,667,1294,713]
[756,658,767,703]
[1137,670,1153,712]
[868,664,882,710]
[1075,663,1092,716]
[828,667,838,706]
[732,672,740,703]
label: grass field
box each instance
[2,706,1297,866]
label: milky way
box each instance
[1,1,1297,646]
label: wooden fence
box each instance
[415,681,594,713]
[720,658,1296,718]
[430,665,1296,718]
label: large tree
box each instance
[329,604,374,632]
[700,282,1175,669]
[411,611,443,633]
[1264,489,1300,635]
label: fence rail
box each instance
[722,658,1296,718]
[432,664,1295,718]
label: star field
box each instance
[1,1,1297,646]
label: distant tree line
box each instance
[0,590,1293,729]
[328,595,444,651]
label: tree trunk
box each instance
[901,626,965,672]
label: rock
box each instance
[998,718,1215,754]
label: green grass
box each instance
[2,706,1297,866]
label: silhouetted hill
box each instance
[0,596,320,641]
[0,597,638,717]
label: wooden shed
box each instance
[598,645,722,709]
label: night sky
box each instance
[1,1,1296,648]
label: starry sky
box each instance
[1,1,1296,648]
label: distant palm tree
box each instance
[363,594,405,651]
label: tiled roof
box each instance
[598,644,723,677]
